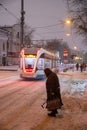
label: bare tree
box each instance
[45,39,71,62]
[66,0,87,43]
[24,24,34,47]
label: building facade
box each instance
[0,24,20,65]
[0,28,8,65]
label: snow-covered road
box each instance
[0,70,87,130]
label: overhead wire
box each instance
[0,3,65,40]
[0,3,64,30]
[0,3,19,20]
[37,30,65,34]
[32,22,63,29]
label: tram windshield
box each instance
[24,54,36,69]
[25,57,36,69]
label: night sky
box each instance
[0,0,87,52]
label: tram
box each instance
[19,47,59,79]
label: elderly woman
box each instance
[44,68,63,117]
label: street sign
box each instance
[63,50,68,56]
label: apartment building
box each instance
[0,24,20,65]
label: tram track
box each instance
[0,78,45,129]
[0,80,38,103]
[0,79,44,115]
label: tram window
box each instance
[37,58,44,70]
[44,58,51,68]
[25,58,35,69]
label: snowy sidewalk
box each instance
[0,65,19,71]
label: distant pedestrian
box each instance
[44,68,63,117]
[80,64,83,72]
[76,63,79,71]
[82,63,86,71]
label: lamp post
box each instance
[65,19,72,36]
[74,46,77,57]
[20,0,25,50]
[73,46,77,63]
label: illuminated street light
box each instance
[74,46,77,50]
[65,19,71,25]
[64,19,72,37]
[66,33,71,36]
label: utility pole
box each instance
[20,0,25,50]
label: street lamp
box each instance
[65,19,72,25]
[65,19,71,24]
[74,46,77,50]
[66,33,71,36]
[64,19,72,37]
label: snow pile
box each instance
[60,76,87,97]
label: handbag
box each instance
[46,97,61,111]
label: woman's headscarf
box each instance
[44,68,52,77]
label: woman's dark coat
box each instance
[44,68,63,108]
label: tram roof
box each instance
[22,47,59,59]
[23,47,40,54]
